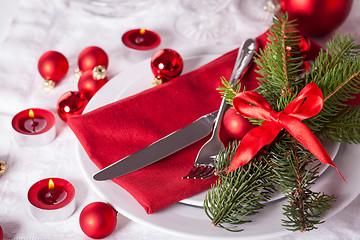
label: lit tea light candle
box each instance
[38,179,68,205]
[23,109,47,133]
[28,178,76,223]
[122,28,161,50]
[11,108,56,147]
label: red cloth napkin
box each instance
[67,30,322,214]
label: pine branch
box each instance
[303,34,360,143]
[204,141,276,232]
[320,105,360,143]
[254,14,305,111]
[217,76,242,105]
[270,138,336,232]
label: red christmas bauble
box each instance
[78,70,108,100]
[79,202,117,239]
[150,49,183,85]
[78,46,109,72]
[0,225,3,240]
[279,0,353,37]
[57,91,88,122]
[38,51,69,84]
[222,108,255,140]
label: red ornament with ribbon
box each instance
[38,51,69,88]
[79,202,117,239]
[151,49,183,86]
[229,82,345,181]
[279,0,353,37]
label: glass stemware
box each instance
[238,0,280,22]
[174,0,234,44]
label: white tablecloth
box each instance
[0,0,360,239]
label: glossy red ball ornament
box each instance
[279,0,353,37]
[57,91,88,122]
[78,70,108,100]
[38,51,69,87]
[78,46,109,72]
[0,225,3,240]
[79,202,117,239]
[150,49,183,85]
[222,108,255,140]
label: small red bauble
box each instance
[222,108,255,140]
[57,91,88,122]
[38,51,69,87]
[78,46,109,72]
[78,70,108,100]
[79,202,117,239]
[0,224,3,240]
[279,0,353,37]
[150,48,183,85]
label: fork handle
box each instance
[212,39,257,137]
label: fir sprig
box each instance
[303,34,360,143]
[270,138,335,232]
[217,76,242,105]
[254,14,305,111]
[204,141,276,232]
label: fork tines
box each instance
[182,165,215,179]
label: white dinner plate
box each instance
[76,47,360,239]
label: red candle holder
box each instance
[11,108,56,147]
[122,28,161,51]
[28,178,76,223]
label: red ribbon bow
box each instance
[229,82,345,181]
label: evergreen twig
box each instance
[204,141,276,232]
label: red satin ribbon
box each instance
[229,82,345,181]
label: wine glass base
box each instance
[238,0,275,22]
[174,13,235,44]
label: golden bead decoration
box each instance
[92,65,107,80]
[42,79,55,88]
[0,161,8,176]
[152,77,163,86]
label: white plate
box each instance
[77,47,360,239]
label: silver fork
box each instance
[182,39,257,179]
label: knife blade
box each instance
[93,111,218,181]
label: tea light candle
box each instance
[122,28,161,50]
[28,178,76,223]
[11,108,56,147]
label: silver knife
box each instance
[93,111,218,181]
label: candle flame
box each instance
[140,28,146,35]
[29,109,35,119]
[48,179,55,191]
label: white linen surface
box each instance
[0,0,360,239]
